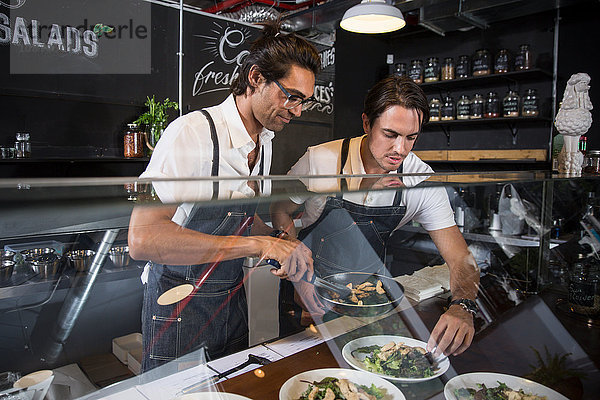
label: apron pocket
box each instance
[210,211,247,235]
[149,314,182,361]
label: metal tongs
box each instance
[263,259,353,298]
[177,354,272,395]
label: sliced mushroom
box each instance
[323,387,335,400]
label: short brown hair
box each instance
[231,21,320,96]
[363,75,429,131]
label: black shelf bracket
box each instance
[507,121,519,145]
[440,125,451,146]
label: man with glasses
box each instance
[128,21,320,372]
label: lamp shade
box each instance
[340,0,406,34]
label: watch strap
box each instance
[449,298,478,315]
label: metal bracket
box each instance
[507,121,519,145]
[456,0,489,29]
[441,125,451,146]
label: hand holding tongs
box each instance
[263,259,352,298]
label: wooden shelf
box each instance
[413,149,548,162]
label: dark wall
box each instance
[557,2,600,150]
[333,29,388,140]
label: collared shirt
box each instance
[288,135,456,232]
[140,94,274,225]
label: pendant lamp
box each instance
[340,0,406,34]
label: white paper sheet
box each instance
[135,364,218,400]
[263,329,324,357]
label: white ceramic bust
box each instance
[555,73,593,175]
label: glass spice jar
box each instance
[441,96,455,121]
[441,57,455,80]
[521,88,539,117]
[124,123,144,158]
[503,90,520,117]
[15,132,31,158]
[408,59,424,84]
[484,92,500,118]
[394,62,407,77]
[494,49,511,73]
[471,93,484,119]
[472,49,491,76]
[424,57,440,82]
[583,150,600,174]
[456,95,471,120]
[456,55,470,78]
[429,98,441,122]
[514,44,532,70]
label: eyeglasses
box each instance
[273,80,317,111]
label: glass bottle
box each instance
[514,44,532,70]
[484,92,500,118]
[424,57,440,82]
[503,90,520,117]
[429,98,441,122]
[521,88,539,117]
[441,57,455,80]
[394,62,407,77]
[456,95,471,120]
[494,49,511,73]
[568,254,600,314]
[441,96,455,121]
[471,94,484,119]
[15,132,31,158]
[408,59,423,84]
[472,49,491,76]
[124,123,144,158]
[456,55,470,78]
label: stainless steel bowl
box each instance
[21,247,55,261]
[109,246,131,267]
[66,250,96,272]
[31,256,61,279]
[0,260,15,283]
[1,250,15,261]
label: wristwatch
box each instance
[448,298,479,315]
[270,229,289,239]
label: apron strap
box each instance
[392,162,403,206]
[199,109,220,200]
[338,137,351,193]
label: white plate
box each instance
[173,393,252,400]
[342,335,450,383]
[279,368,406,400]
[443,372,569,400]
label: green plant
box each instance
[134,95,179,144]
[525,345,586,386]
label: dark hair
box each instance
[231,20,321,96]
[363,75,430,131]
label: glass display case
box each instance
[0,171,599,400]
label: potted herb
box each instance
[134,95,179,151]
[525,346,586,400]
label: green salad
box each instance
[352,341,436,379]
[454,381,547,400]
[297,377,384,400]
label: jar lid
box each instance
[427,56,439,61]
[444,57,453,62]
[127,123,138,129]
[587,150,600,156]
[16,132,30,141]
[460,95,469,99]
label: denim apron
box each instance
[142,109,263,371]
[280,138,407,334]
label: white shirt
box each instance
[140,94,274,225]
[288,135,456,232]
